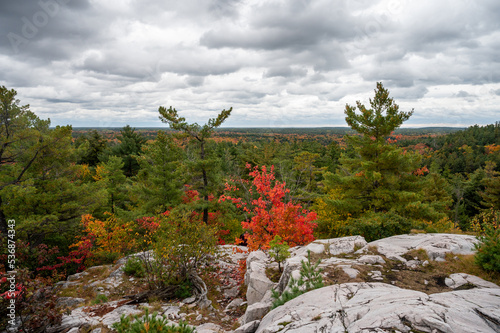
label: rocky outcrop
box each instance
[47,233,498,333]
[361,233,478,261]
[255,283,500,333]
[245,251,275,306]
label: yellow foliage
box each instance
[314,190,351,238]
[76,213,137,256]
[421,217,461,234]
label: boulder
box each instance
[363,233,478,261]
[255,282,500,333]
[234,320,261,333]
[242,301,272,325]
[445,273,500,290]
[245,251,275,306]
[196,322,227,332]
[327,236,368,255]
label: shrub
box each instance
[123,256,145,278]
[91,293,109,305]
[269,235,290,273]
[346,211,415,242]
[0,268,62,332]
[271,251,324,309]
[473,210,500,272]
[112,308,194,333]
[139,207,218,292]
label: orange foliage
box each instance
[73,214,137,258]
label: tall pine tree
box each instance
[322,83,450,240]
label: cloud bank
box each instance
[1,0,499,128]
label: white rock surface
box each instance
[48,301,145,332]
[255,283,500,333]
[363,233,478,261]
[445,273,500,290]
[196,322,227,332]
[245,251,275,306]
[234,320,261,333]
[242,302,272,325]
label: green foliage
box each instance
[473,210,500,272]
[140,208,218,290]
[76,129,108,166]
[320,83,450,238]
[158,105,232,223]
[269,235,290,273]
[0,86,106,251]
[480,162,500,210]
[91,293,109,305]
[95,156,130,215]
[346,211,415,242]
[175,279,193,299]
[102,125,146,177]
[123,256,146,278]
[112,308,194,333]
[344,82,413,142]
[271,251,324,309]
[134,131,185,215]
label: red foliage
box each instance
[138,185,230,245]
[222,164,317,251]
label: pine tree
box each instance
[158,106,232,223]
[321,83,449,240]
[134,131,185,214]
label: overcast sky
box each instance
[1,0,499,128]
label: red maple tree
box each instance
[221,164,317,250]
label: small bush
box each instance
[268,235,290,273]
[123,257,145,278]
[174,279,192,299]
[91,293,108,305]
[271,251,324,309]
[112,308,194,333]
[473,210,500,272]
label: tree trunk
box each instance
[0,196,6,236]
[200,140,209,224]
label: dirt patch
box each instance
[83,299,131,317]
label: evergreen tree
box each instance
[158,106,232,223]
[134,131,185,214]
[103,125,146,177]
[1,86,104,240]
[480,161,500,210]
[94,156,129,215]
[76,129,108,167]
[321,83,449,240]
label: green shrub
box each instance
[174,279,192,299]
[271,251,324,309]
[91,294,108,305]
[123,256,145,278]
[474,210,500,272]
[141,208,218,291]
[112,308,194,333]
[347,211,415,242]
[269,235,290,273]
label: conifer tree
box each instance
[158,106,232,223]
[322,83,449,239]
[134,131,185,214]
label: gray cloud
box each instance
[0,0,498,128]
